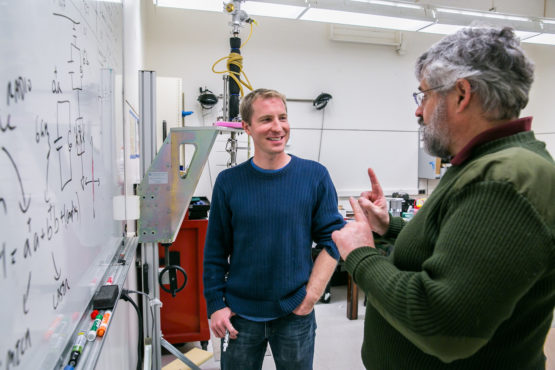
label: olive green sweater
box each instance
[345,128,555,369]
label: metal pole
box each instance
[139,70,161,370]
[139,71,158,177]
[228,132,238,167]
[222,75,229,121]
[181,92,186,169]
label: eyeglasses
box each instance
[412,85,444,106]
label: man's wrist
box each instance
[304,289,321,306]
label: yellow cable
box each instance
[211,20,256,97]
[241,20,256,48]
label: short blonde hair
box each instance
[240,88,287,125]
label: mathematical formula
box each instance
[0,0,123,368]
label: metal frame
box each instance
[139,70,162,370]
[139,71,158,177]
[138,127,237,243]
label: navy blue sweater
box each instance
[203,155,345,318]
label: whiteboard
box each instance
[0,0,123,368]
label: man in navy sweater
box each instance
[203,88,345,369]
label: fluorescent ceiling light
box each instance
[301,7,433,31]
[154,0,221,12]
[419,23,465,35]
[421,25,541,39]
[153,0,555,46]
[514,30,541,40]
[437,8,529,22]
[242,2,306,19]
[522,33,555,45]
[351,0,421,10]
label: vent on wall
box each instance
[329,24,406,54]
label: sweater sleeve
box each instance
[203,178,233,317]
[381,215,406,243]
[311,169,345,261]
[344,181,553,363]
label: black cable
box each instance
[125,289,156,338]
[198,87,218,109]
[120,289,144,370]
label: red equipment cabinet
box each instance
[158,219,210,346]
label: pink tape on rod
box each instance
[214,121,243,129]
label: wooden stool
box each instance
[346,273,358,320]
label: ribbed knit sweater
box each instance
[203,155,345,318]
[346,127,555,369]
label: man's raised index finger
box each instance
[368,168,383,194]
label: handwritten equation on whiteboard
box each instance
[0,0,123,368]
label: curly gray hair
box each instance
[415,27,535,120]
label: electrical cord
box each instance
[240,20,255,48]
[198,87,219,109]
[211,21,256,97]
[125,289,157,340]
[212,54,253,97]
[120,289,144,370]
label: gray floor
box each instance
[161,284,366,369]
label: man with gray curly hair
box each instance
[332,27,555,369]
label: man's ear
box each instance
[454,79,472,113]
[242,120,251,135]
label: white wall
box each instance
[144,1,555,200]
[521,44,555,154]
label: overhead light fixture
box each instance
[419,23,465,35]
[242,2,305,19]
[522,22,555,45]
[153,0,306,20]
[514,30,541,40]
[421,25,541,39]
[436,8,529,22]
[152,0,555,46]
[522,33,555,45]
[352,0,422,10]
[418,5,545,39]
[153,0,221,12]
[301,8,433,32]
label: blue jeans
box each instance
[221,310,317,370]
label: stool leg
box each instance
[346,274,358,320]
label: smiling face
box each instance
[243,96,290,166]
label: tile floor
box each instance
[162,285,555,370]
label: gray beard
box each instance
[418,100,452,160]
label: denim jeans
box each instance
[221,310,317,370]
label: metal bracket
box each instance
[138,126,241,244]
